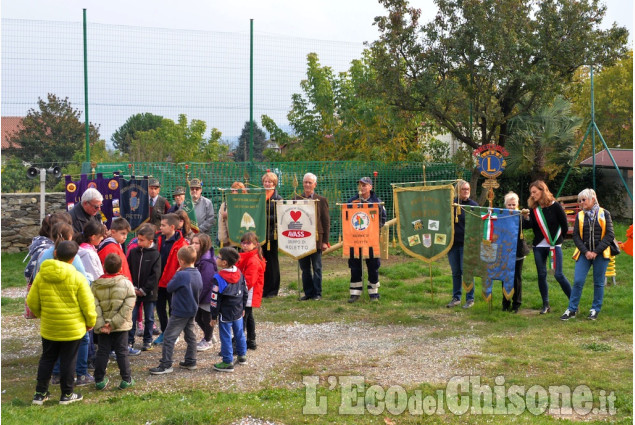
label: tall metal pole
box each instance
[249,19,254,163]
[83,9,90,162]
[590,65,596,190]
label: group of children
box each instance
[26,211,266,405]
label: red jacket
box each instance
[157,231,189,288]
[97,238,132,281]
[236,249,266,308]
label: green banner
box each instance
[182,186,199,232]
[394,184,455,262]
[226,191,266,244]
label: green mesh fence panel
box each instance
[94,161,470,244]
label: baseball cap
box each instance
[358,177,372,185]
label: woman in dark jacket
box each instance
[560,189,614,321]
[261,172,283,298]
[525,180,572,314]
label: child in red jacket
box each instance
[235,232,266,350]
[97,218,132,281]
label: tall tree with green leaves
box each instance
[232,121,268,162]
[262,52,434,161]
[568,51,633,149]
[129,114,228,163]
[111,112,163,154]
[370,0,629,151]
[5,93,100,166]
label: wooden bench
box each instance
[556,195,580,236]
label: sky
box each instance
[2,0,633,149]
[2,0,632,44]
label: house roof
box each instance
[579,148,633,170]
[1,116,24,149]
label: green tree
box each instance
[569,52,633,149]
[506,97,583,181]
[129,114,228,163]
[5,93,100,166]
[111,112,163,154]
[262,52,435,161]
[370,0,629,151]
[233,121,268,162]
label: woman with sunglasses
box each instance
[560,189,614,321]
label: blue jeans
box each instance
[219,318,247,364]
[448,245,473,301]
[568,255,609,313]
[52,332,89,377]
[299,251,323,298]
[129,299,156,345]
[533,247,571,305]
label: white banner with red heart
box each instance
[276,199,318,259]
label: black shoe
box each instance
[348,295,360,303]
[247,340,257,350]
[59,392,83,405]
[312,295,322,301]
[587,309,598,320]
[32,391,50,405]
[560,309,576,321]
[539,305,551,314]
[299,295,311,301]
[178,361,197,370]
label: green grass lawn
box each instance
[1,223,632,425]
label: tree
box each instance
[5,93,100,166]
[129,114,229,163]
[568,52,633,149]
[506,97,583,181]
[111,113,163,154]
[233,121,268,162]
[262,52,436,161]
[370,0,629,151]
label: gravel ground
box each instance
[2,285,479,394]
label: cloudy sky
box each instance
[2,0,632,44]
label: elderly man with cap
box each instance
[189,178,215,234]
[69,187,104,234]
[168,186,186,213]
[148,178,171,227]
[346,176,386,303]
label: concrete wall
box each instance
[1,192,66,253]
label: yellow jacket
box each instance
[27,259,96,341]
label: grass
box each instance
[1,224,632,424]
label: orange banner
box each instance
[341,202,381,259]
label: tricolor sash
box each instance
[481,210,498,241]
[534,207,561,270]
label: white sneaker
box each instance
[197,339,211,352]
[211,334,218,344]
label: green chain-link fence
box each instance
[94,161,470,244]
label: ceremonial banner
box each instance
[119,176,150,232]
[226,191,266,244]
[462,206,520,301]
[393,184,455,262]
[65,173,121,228]
[341,202,381,259]
[276,199,317,259]
[182,184,199,233]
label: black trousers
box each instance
[244,307,256,343]
[262,239,280,297]
[195,308,214,342]
[36,337,81,395]
[156,287,172,332]
[94,331,131,383]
